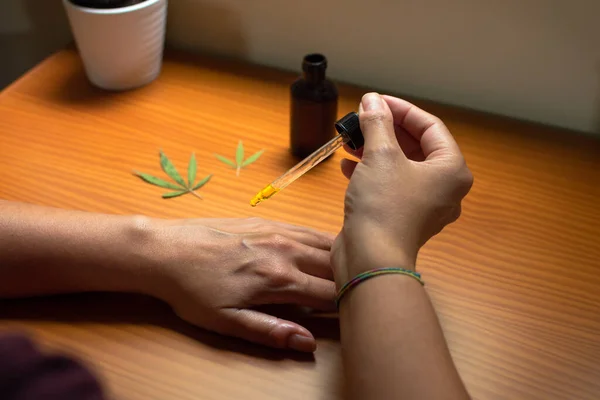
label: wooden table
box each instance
[1,48,599,400]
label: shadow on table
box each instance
[48,63,124,105]
[44,46,297,106]
[0,292,340,362]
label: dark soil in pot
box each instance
[69,0,149,9]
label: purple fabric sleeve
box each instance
[0,333,106,400]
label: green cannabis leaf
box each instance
[134,150,212,201]
[134,172,184,190]
[242,149,264,167]
[159,150,187,187]
[188,152,197,186]
[236,140,244,169]
[215,155,236,168]
[215,140,264,177]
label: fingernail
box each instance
[362,93,382,111]
[287,334,316,352]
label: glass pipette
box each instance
[250,112,363,206]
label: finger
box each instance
[358,93,404,157]
[292,243,333,280]
[218,308,317,352]
[343,144,363,159]
[268,223,335,250]
[269,229,333,251]
[341,158,358,180]
[202,218,335,251]
[381,95,461,161]
[283,272,337,311]
[395,126,425,161]
[257,228,332,251]
[246,218,335,249]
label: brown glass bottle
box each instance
[290,54,338,159]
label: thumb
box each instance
[359,93,403,157]
[216,308,317,352]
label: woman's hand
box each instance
[332,93,473,286]
[0,200,334,353]
[144,217,336,353]
[333,94,473,400]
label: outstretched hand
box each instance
[144,217,336,352]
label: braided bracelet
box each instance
[335,267,424,308]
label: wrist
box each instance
[335,227,418,275]
[333,241,417,290]
[347,250,416,275]
[109,215,170,297]
[132,218,215,303]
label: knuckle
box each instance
[432,116,447,131]
[265,233,296,251]
[451,160,474,195]
[442,158,463,175]
[459,167,474,193]
[293,272,311,294]
[266,322,288,349]
[452,205,462,221]
[263,264,296,288]
[419,114,446,137]
[361,109,389,124]
[445,204,462,224]
[247,233,299,257]
[370,144,401,159]
[428,115,451,138]
[320,232,335,248]
[441,158,473,193]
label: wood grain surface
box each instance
[1,48,600,400]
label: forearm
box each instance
[0,201,160,299]
[339,275,469,400]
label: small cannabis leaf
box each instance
[134,150,212,201]
[188,152,197,186]
[215,140,264,177]
[242,149,264,167]
[236,140,244,170]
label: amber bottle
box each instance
[289,53,338,159]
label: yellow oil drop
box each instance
[250,184,280,207]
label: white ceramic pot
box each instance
[63,0,167,91]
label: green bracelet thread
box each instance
[335,267,424,308]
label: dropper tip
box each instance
[249,184,279,207]
[250,193,263,207]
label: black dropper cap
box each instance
[335,112,364,150]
